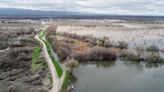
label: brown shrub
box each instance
[46,27,73,60]
[120,49,163,63]
[120,49,141,62]
[147,45,159,52]
[20,38,39,46]
[0,35,8,49]
[0,49,32,69]
[73,46,116,61]
[52,41,72,60]
[57,32,129,49]
[16,28,34,36]
[65,58,79,71]
[45,26,57,37]
[146,52,163,63]
[118,41,128,49]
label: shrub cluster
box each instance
[146,45,159,52]
[120,49,163,63]
[120,49,141,62]
[65,58,79,71]
[57,32,128,49]
[146,52,163,63]
[73,46,117,61]
[0,48,32,69]
[46,29,72,60]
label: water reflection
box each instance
[124,60,143,70]
[96,61,115,68]
[72,60,164,92]
[145,63,159,68]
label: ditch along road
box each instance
[35,25,66,92]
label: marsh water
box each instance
[72,60,164,92]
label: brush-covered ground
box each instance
[0,20,51,92]
[47,19,164,63]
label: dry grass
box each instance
[47,24,164,63]
[57,32,129,49]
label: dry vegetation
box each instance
[0,20,50,92]
[51,19,164,63]
[57,32,128,49]
[46,26,117,63]
[3,19,164,92]
[73,46,116,61]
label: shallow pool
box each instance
[73,60,164,92]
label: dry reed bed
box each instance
[56,26,164,43]
[56,32,164,63]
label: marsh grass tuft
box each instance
[147,45,159,52]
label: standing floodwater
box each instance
[73,60,164,92]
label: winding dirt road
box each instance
[35,25,66,92]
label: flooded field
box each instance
[73,60,164,92]
[57,27,164,42]
[50,19,164,92]
[56,19,164,49]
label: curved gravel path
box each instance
[35,25,66,92]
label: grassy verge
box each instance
[45,40,63,78]
[39,31,45,37]
[31,45,41,71]
[39,31,63,78]
[61,71,70,92]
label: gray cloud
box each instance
[0,0,164,15]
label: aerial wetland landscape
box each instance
[2,0,164,91]
[1,17,164,92]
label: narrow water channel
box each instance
[73,60,164,92]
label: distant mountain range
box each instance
[0,8,164,20]
[0,8,86,17]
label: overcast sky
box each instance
[0,0,164,15]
